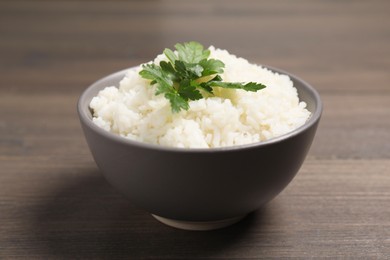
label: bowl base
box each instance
[151,214,247,231]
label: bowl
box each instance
[77,66,322,230]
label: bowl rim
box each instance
[78,65,322,153]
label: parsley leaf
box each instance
[165,92,189,113]
[139,63,173,95]
[199,58,225,77]
[139,41,267,113]
[178,79,203,101]
[175,41,210,63]
[209,81,267,92]
[175,60,203,79]
[163,48,177,64]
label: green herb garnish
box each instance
[139,41,266,113]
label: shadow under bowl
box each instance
[77,66,322,230]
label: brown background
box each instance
[1,0,389,258]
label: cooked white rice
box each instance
[90,46,311,148]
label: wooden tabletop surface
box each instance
[1,0,389,258]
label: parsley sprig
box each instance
[139,41,266,113]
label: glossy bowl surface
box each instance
[78,66,322,226]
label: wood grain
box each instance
[1,0,389,258]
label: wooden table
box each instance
[1,1,389,258]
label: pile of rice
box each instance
[90,46,311,148]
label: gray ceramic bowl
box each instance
[78,66,322,230]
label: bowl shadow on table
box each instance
[32,169,277,258]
